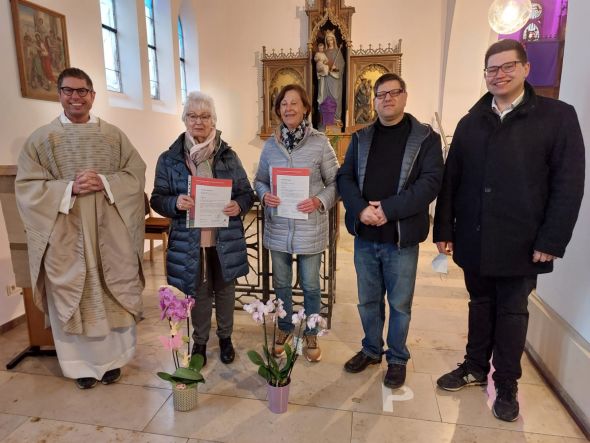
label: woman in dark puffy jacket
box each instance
[151,91,254,367]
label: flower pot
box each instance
[172,383,198,412]
[267,382,290,414]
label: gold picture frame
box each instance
[347,45,402,131]
[10,0,70,101]
[260,47,311,138]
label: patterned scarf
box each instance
[280,119,309,152]
[184,129,217,176]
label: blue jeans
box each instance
[354,237,418,365]
[271,250,322,335]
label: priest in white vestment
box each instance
[15,68,146,389]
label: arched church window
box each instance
[178,17,187,103]
[100,0,121,92]
[145,0,159,99]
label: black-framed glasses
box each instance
[484,60,523,77]
[59,87,93,97]
[186,113,212,123]
[375,88,405,100]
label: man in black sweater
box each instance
[337,73,444,389]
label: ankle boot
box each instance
[219,337,235,364]
[191,342,207,367]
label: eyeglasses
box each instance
[484,60,523,77]
[59,87,93,97]
[186,113,212,123]
[375,88,405,100]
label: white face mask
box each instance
[432,253,448,274]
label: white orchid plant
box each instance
[244,299,328,387]
[156,286,205,389]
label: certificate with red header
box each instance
[271,167,310,220]
[187,176,232,228]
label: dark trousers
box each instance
[463,271,537,384]
[191,247,235,345]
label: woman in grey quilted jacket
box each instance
[254,84,339,363]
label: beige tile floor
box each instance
[0,213,587,443]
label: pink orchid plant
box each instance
[244,299,328,387]
[156,286,205,387]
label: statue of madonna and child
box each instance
[314,30,345,127]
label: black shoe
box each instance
[384,363,406,389]
[192,343,207,367]
[101,368,121,385]
[436,362,487,391]
[75,377,98,389]
[219,337,235,364]
[344,351,381,373]
[493,382,519,422]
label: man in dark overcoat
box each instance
[433,39,585,422]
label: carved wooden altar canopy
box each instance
[260,0,403,137]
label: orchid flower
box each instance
[245,298,323,387]
[291,308,306,325]
[306,313,319,329]
[264,299,276,315]
[158,286,177,320]
[244,300,268,324]
[307,313,328,332]
[168,299,189,323]
[156,288,204,386]
[256,300,266,313]
[275,300,287,319]
[159,334,183,351]
[252,311,264,325]
[244,300,263,314]
[270,300,287,322]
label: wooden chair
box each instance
[144,193,170,275]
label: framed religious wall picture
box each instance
[260,47,311,138]
[10,0,70,101]
[347,42,403,131]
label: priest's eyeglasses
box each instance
[186,113,212,123]
[484,60,523,77]
[59,87,93,97]
[375,88,405,100]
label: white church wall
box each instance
[527,0,590,430]
[0,0,189,326]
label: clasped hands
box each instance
[359,201,387,226]
[176,194,241,217]
[72,169,104,195]
[263,193,321,214]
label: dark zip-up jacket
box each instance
[433,82,585,276]
[150,132,255,295]
[337,113,444,247]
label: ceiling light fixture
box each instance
[488,0,533,34]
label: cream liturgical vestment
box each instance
[15,116,146,380]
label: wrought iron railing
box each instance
[235,201,338,327]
